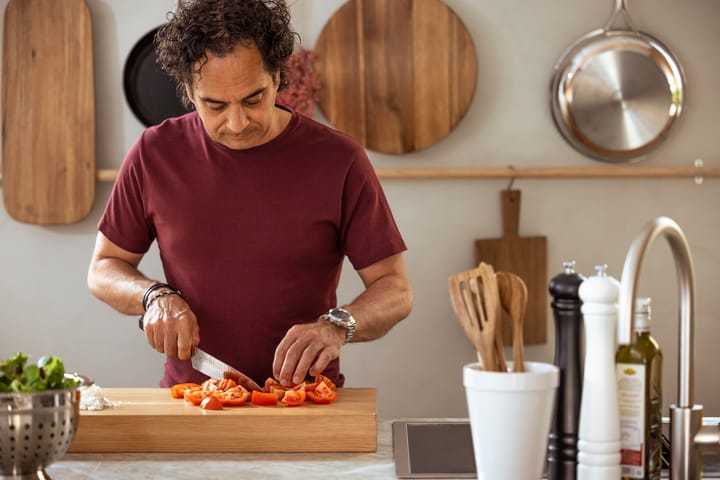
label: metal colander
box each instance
[0,388,80,478]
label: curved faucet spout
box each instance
[618,216,695,408]
[619,216,703,479]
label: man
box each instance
[87,0,412,389]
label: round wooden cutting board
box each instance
[314,0,478,154]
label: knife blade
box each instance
[138,316,262,392]
[190,348,262,392]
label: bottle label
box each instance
[617,363,647,478]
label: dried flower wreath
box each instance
[276,47,319,118]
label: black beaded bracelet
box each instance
[142,282,182,311]
[145,290,182,310]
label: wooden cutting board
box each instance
[2,0,95,224]
[475,190,547,345]
[314,0,477,154]
[69,388,377,453]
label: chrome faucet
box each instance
[618,216,720,479]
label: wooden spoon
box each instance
[496,271,528,372]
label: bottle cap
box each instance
[634,297,652,331]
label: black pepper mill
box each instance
[547,261,585,480]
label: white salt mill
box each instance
[577,264,621,480]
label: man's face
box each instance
[185,43,281,150]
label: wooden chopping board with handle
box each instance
[475,190,547,345]
[314,0,477,154]
[2,0,95,224]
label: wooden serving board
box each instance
[475,190,548,345]
[2,0,95,224]
[69,388,377,453]
[314,0,477,154]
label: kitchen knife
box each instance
[138,316,262,391]
[190,348,262,392]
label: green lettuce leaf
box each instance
[0,352,79,392]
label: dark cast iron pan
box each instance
[123,26,188,127]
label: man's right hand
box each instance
[140,293,200,360]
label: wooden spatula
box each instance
[448,262,503,371]
[496,271,528,372]
[476,263,507,372]
[449,272,492,369]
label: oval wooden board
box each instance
[314,0,478,154]
[2,0,95,224]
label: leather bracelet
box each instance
[142,282,181,311]
[145,290,182,310]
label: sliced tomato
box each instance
[304,374,337,392]
[307,390,338,404]
[218,387,250,406]
[170,382,200,399]
[307,380,338,404]
[270,385,289,399]
[281,388,307,406]
[200,394,223,410]
[315,374,336,390]
[263,377,283,391]
[201,378,237,393]
[262,378,286,397]
[184,387,207,405]
[251,390,278,406]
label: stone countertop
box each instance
[45,418,720,479]
[47,420,399,480]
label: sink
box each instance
[392,419,720,479]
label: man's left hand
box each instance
[272,318,345,387]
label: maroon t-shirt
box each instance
[98,108,406,387]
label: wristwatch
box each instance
[321,307,356,344]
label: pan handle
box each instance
[603,0,637,33]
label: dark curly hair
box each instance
[155,0,298,109]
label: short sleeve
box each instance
[97,136,155,254]
[339,151,407,270]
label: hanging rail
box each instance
[373,164,716,180]
[2,163,717,184]
[94,163,718,182]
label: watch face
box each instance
[330,308,351,321]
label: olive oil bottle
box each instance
[616,298,663,480]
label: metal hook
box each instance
[693,158,704,185]
[506,165,516,191]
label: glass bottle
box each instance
[616,297,663,480]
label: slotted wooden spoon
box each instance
[448,263,503,371]
[496,271,528,372]
[449,271,492,369]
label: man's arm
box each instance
[87,232,152,314]
[342,251,413,342]
[87,232,199,359]
[273,252,413,386]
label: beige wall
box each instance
[1,0,718,420]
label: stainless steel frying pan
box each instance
[550,0,686,163]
